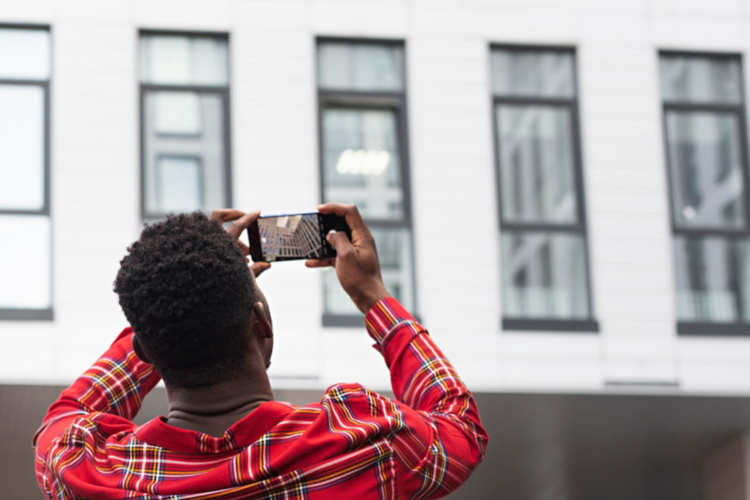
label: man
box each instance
[33,203,488,499]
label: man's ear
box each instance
[251,302,273,339]
[132,335,152,364]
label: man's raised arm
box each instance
[32,327,161,464]
[308,203,489,498]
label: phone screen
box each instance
[247,212,350,263]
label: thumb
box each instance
[250,262,271,277]
[327,230,354,254]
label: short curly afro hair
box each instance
[114,212,259,388]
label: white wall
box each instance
[2,0,750,394]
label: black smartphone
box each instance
[247,212,352,263]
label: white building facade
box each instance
[10,0,750,500]
[3,0,750,417]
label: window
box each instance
[0,26,52,321]
[317,39,416,326]
[659,52,750,335]
[491,46,597,332]
[139,31,231,220]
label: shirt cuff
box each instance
[364,297,422,353]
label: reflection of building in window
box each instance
[493,47,594,325]
[318,39,416,320]
[660,53,750,329]
[324,109,403,219]
[503,233,587,319]
[259,215,322,260]
[670,114,742,226]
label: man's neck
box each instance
[164,371,274,438]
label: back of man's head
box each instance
[114,212,258,388]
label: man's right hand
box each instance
[305,203,390,314]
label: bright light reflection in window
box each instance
[336,149,391,176]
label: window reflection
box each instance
[660,56,741,104]
[666,111,744,228]
[323,108,403,220]
[498,105,577,224]
[491,50,575,98]
[140,36,229,86]
[502,232,590,319]
[492,47,592,324]
[318,43,403,92]
[674,237,750,322]
[318,40,414,319]
[0,27,51,317]
[140,33,230,220]
[143,92,225,217]
[660,53,750,328]
[324,229,414,314]
[156,156,203,213]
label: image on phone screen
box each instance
[247,212,351,263]
[256,214,322,261]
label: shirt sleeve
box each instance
[364,298,489,498]
[32,327,162,460]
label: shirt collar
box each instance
[135,401,296,453]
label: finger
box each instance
[209,209,246,223]
[226,210,260,239]
[327,230,355,258]
[237,240,250,256]
[318,203,370,245]
[305,258,335,268]
[237,241,250,257]
[251,262,271,277]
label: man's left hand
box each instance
[209,209,271,278]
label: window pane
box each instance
[0,215,51,309]
[0,29,50,80]
[140,35,229,86]
[491,50,575,98]
[660,56,742,104]
[497,105,578,224]
[322,108,403,220]
[0,85,45,210]
[502,231,590,319]
[324,228,414,315]
[156,156,203,213]
[318,42,404,91]
[143,91,226,216]
[674,236,750,322]
[666,111,745,229]
[154,91,202,135]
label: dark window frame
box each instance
[0,23,53,321]
[659,50,750,336]
[316,36,418,327]
[490,43,598,333]
[138,30,233,222]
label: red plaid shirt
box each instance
[34,298,488,499]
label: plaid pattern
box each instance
[34,299,488,499]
